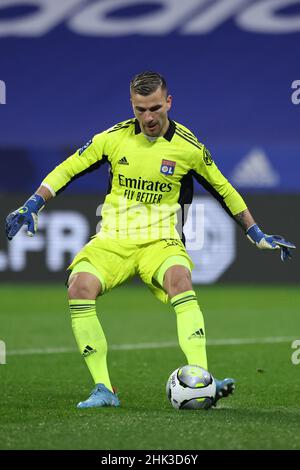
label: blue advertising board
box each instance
[0,0,299,193]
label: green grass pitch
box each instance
[1,283,300,450]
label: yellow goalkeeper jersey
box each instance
[42,118,247,242]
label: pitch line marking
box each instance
[6,336,297,357]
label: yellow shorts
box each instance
[68,237,194,303]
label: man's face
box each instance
[131,87,172,137]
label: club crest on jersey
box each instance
[160,159,176,176]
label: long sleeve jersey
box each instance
[42,118,247,242]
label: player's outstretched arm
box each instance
[5,185,53,240]
[5,128,110,241]
[234,208,296,262]
[191,143,296,262]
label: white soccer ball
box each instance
[166,365,216,410]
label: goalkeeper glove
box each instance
[246,224,296,262]
[5,194,45,240]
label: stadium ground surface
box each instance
[1,284,300,450]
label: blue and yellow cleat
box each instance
[213,378,235,406]
[77,383,120,409]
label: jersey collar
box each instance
[134,119,176,142]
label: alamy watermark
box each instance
[291,80,300,105]
[291,339,300,365]
[0,80,6,104]
[95,200,205,249]
[0,340,6,364]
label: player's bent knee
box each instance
[68,273,102,299]
[170,279,192,297]
[164,266,192,297]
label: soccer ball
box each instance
[166,365,216,410]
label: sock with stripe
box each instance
[171,290,207,370]
[69,299,113,391]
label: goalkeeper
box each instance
[5,72,296,409]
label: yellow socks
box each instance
[171,290,207,370]
[69,299,113,391]
[69,291,207,391]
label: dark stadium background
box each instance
[0,0,300,452]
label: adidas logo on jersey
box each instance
[118,156,129,165]
[82,345,97,357]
